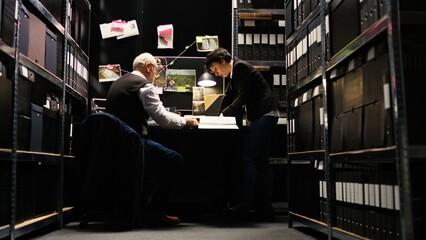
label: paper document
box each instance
[198,116,238,129]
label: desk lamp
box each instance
[156,35,219,87]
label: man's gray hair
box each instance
[133,52,156,70]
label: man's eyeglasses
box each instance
[148,63,163,72]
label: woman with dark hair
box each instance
[205,47,280,222]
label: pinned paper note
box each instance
[116,20,139,39]
[111,20,126,32]
[99,19,140,40]
[157,24,173,49]
[98,64,122,82]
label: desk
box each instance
[147,127,244,215]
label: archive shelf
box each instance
[285,0,426,239]
[232,0,288,206]
[232,0,287,106]
[0,0,91,239]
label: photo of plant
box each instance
[165,69,196,92]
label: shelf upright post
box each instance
[10,0,23,239]
[318,0,332,239]
[57,0,72,227]
[386,0,414,239]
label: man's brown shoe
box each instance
[139,213,180,226]
[157,215,180,225]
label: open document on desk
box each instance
[198,116,239,129]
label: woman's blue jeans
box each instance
[241,116,278,206]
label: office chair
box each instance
[75,111,145,230]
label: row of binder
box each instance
[285,0,319,38]
[329,99,394,153]
[286,14,331,87]
[329,37,393,152]
[66,45,89,98]
[271,73,287,101]
[238,33,285,61]
[287,84,324,153]
[286,0,386,40]
[330,167,400,239]
[360,0,388,32]
[286,0,388,87]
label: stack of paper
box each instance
[198,116,238,129]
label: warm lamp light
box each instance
[198,68,216,87]
[155,35,219,88]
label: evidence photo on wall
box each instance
[98,64,122,82]
[165,69,196,92]
[192,86,205,115]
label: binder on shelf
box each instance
[329,0,360,56]
[286,39,296,86]
[28,11,47,67]
[362,43,389,105]
[43,107,59,153]
[285,0,294,38]
[378,0,387,18]
[17,74,33,116]
[308,15,320,73]
[325,14,331,61]
[245,33,253,60]
[342,67,363,112]
[368,0,379,29]
[342,107,363,151]
[261,33,269,60]
[312,85,323,150]
[245,0,253,8]
[295,29,307,81]
[294,90,314,151]
[237,0,245,8]
[277,33,285,61]
[19,5,30,56]
[30,104,43,152]
[45,28,58,76]
[330,114,343,153]
[269,33,277,61]
[360,0,370,32]
[0,75,13,149]
[296,0,303,28]
[238,33,246,60]
[363,100,386,148]
[253,32,261,60]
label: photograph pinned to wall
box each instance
[165,69,196,92]
[99,19,139,40]
[157,24,173,49]
[117,20,140,39]
[153,57,167,88]
[192,86,206,115]
[196,35,219,52]
[98,64,122,82]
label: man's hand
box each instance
[184,116,199,129]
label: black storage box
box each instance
[30,104,43,152]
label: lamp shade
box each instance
[198,67,216,87]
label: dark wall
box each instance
[88,0,232,98]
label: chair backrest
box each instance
[75,112,145,225]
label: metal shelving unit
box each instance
[0,0,91,239]
[286,0,426,239]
